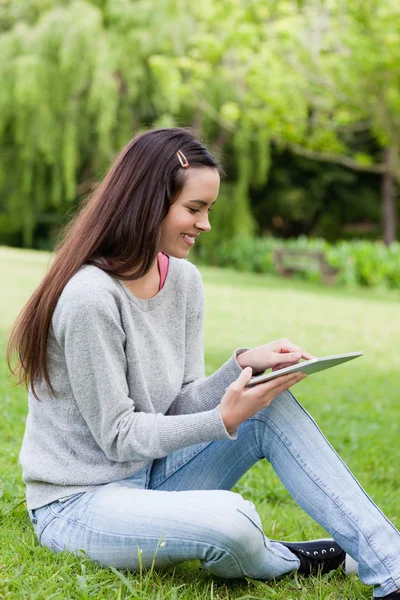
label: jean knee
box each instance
[211,492,267,559]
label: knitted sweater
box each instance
[19,258,246,509]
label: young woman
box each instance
[7,128,400,599]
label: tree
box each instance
[155,0,400,243]
[0,0,121,246]
[241,0,400,244]
[0,0,398,247]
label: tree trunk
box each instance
[381,147,397,246]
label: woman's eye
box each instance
[188,207,213,214]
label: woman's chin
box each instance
[162,246,190,259]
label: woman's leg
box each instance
[148,390,400,597]
[31,390,400,595]
[31,477,300,579]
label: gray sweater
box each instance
[20,258,246,509]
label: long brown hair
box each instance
[7,127,224,400]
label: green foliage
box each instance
[293,0,400,176]
[1,0,400,248]
[0,0,120,247]
[196,236,400,290]
[197,235,277,274]
[250,149,382,240]
[327,241,400,289]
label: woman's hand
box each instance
[220,367,307,433]
[236,338,315,374]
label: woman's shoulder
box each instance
[56,264,121,313]
[169,258,204,308]
[170,257,203,286]
[51,266,125,346]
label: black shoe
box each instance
[373,593,400,599]
[278,538,358,576]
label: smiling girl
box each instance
[7,128,400,599]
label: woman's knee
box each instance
[207,492,267,559]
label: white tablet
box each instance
[245,351,363,388]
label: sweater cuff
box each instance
[157,405,238,454]
[195,347,250,407]
[234,347,250,369]
[217,404,238,440]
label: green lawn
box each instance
[1,245,399,599]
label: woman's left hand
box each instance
[236,338,315,374]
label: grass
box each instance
[1,245,399,599]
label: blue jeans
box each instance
[29,391,400,597]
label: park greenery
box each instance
[0,0,399,250]
[195,236,400,289]
[1,245,400,598]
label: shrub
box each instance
[195,237,400,290]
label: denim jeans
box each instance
[28,391,400,597]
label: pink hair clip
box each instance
[176,150,189,168]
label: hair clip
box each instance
[176,150,190,168]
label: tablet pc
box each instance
[245,352,363,388]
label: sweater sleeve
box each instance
[53,293,238,464]
[166,268,249,422]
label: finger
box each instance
[272,361,299,371]
[272,352,302,366]
[274,348,315,369]
[256,371,305,393]
[271,373,307,394]
[229,366,253,392]
[300,350,315,360]
[276,340,315,361]
[280,347,315,361]
[274,371,306,385]
[277,339,302,353]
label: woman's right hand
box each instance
[219,367,307,433]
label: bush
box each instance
[195,237,400,290]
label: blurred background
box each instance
[1,0,399,289]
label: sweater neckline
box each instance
[112,257,177,310]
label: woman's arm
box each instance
[166,268,313,418]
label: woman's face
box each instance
[159,167,220,258]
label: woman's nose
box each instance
[195,214,211,232]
